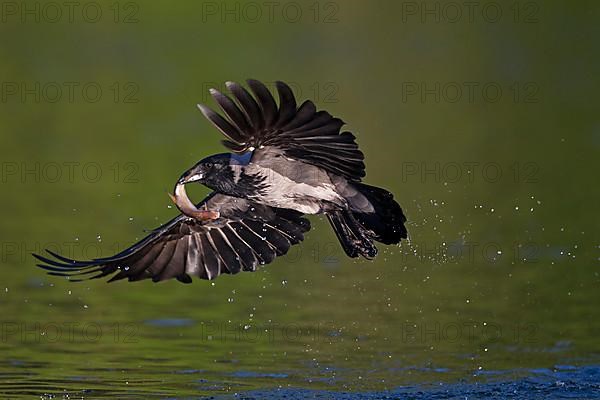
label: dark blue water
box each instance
[215,364,600,399]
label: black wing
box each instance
[33,193,310,283]
[197,79,365,181]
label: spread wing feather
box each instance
[33,193,310,284]
[197,79,366,181]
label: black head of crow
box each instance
[34,80,408,284]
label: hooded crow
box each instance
[34,79,407,283]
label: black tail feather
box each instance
[351,183,407,245]
[328,183,407,259]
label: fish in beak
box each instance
[168,182,220,221]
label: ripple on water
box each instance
[143,318,195,327]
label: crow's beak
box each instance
[178,171,203,185]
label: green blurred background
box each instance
[0,0,599,397]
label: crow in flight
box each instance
[34,80,407,283]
